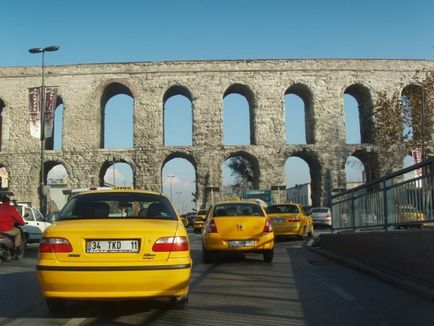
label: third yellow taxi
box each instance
[201,200,274,263]
[37,188,191,312]
[192,209,208,233]
[266,203,314,239]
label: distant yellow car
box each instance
[37,189,191,312]
[202,201,274,263]
[396,205,425,228]
[266,203,313,239]
[193,209,208,233]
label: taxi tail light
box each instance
[206,219,218,233]
[39,237,73,253]
[288,216,301,222]
[263,218,273,232]
[152,236,189,252]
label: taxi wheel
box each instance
[46,298,67,313]
[263,249,274,263]
[298,227,308,240]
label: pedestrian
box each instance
[0,195,25,258]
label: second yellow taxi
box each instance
[266,203,314,239]
[202,200,274,263]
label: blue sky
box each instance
[2,0,433,212]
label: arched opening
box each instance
[0,99,4,151]
[0,165,9,190]
[223,84,255,145]
[344,84,374,144]
[101,160,133,187]
[284,156,311,206]
[345,155,365,188]
[162,157,196,214]
[46,163,69,216]
[344,94,360,144]
[401,84,424,143]
[284,84,314,144]
[222,152,260,198]
[100,83,134,149]
[163,86,193,146]
[45,96,64,150]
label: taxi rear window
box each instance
[57,192,177,221]
[213,203,264,217]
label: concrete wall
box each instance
[319,230,434,283]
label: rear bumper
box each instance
[37,262,191,299]
[203,233,274,251]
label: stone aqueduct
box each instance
[0,59,433,211]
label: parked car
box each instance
[202,200,274,263]
[37,188,191,312]
[395,205,425,228]
[13,202,51,244]
[310,207,332,227]
[266,203,313,239]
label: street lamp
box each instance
[29,45,59,215]
[167,175,175,201]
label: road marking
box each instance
[329,284,355,302]
[63,318,88,326]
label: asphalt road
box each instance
[1,229,433,326]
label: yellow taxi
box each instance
[396,204,425,228]
[201,201,274,263]
[266,203,313,239]
[37,189,191,312]
[193,209,208,233]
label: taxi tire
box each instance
[263,249,274,263]
[46,298,67,314]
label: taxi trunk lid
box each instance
[46,219,181,263]
[214,216,266,237]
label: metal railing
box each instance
[332,158,434,232]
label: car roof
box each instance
[76,189,164,196]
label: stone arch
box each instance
[285,150,321,206]
[223,84,256,145]
[161,152,198,210]
[224,150,260,189]
[401,83,424,142]
[98,81,135,148]
[98,156,135,187]
[343,83,374,143]
[163,85,194,146]
[0,163,10,190]
[45,95,64,150]
[284,83,315,144]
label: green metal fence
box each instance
[332,158,434,232]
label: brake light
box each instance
[39,237,73,253]
[152,236,189,252]
[206,219,218,233]
[263,218,273,232]
[288,217,301,222]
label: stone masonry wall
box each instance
[0,59,433,209]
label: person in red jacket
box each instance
[0,195,25,250]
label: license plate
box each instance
[86,239,140,253]
[272,217,286,223]
[228,240,255,247]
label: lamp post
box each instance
[29,45,59,216]
[167,175,175,201]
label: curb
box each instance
[306,240,434,302]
